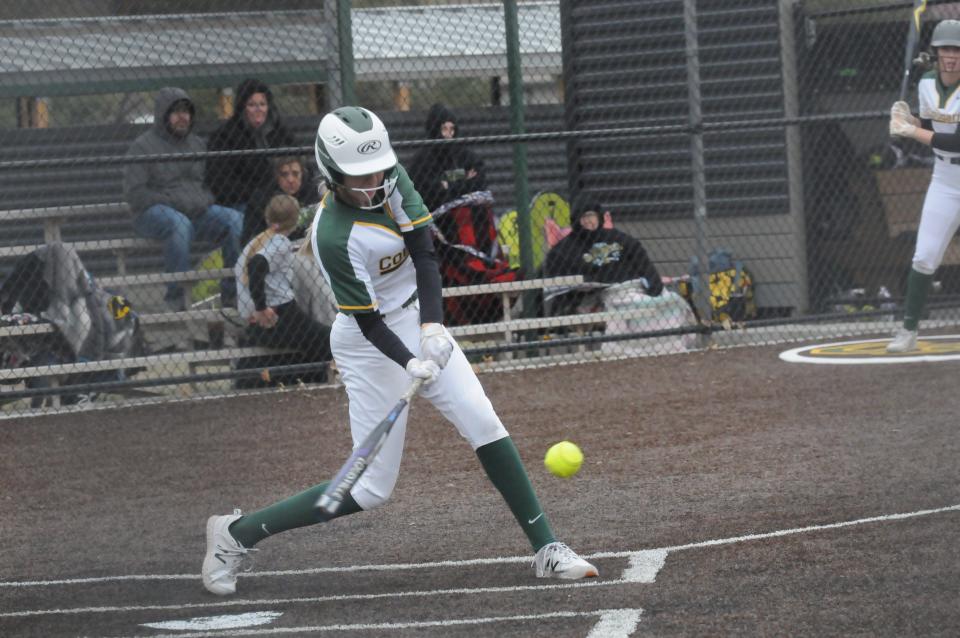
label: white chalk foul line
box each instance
[121,609,643,638]
[654,502,960,555]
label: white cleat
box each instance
[533,542,599,580]
[202,509,254,595]
[886,327,918,353]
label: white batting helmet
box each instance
[314,106,398,209]
[931,20,960,48]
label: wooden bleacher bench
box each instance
[0,346,288,383]
[0,306,239,339]
[0,237,145,258]
[0,277,591,393]
[442,275,583,346]
[0,202,266,402]
[0,202,130,243]
[0,203,218,275]
[442,276,697,365]
[1,274,692,390]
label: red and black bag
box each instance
[432,197,519,325]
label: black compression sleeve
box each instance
[404,226,444,324]
[932,129,960,153]
[354,312,415,368]
[247,255,269,310]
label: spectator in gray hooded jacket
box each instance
[124,87,242,310]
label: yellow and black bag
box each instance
[678,249,757,323]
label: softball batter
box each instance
[887,19,960,352]
[202,106,598,595]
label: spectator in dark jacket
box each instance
[124,87,242,310]
[407,103,487,212]
[543,198,663,315]
[241,156,322,247]
[205,78,296,211]
[545,199,663,288]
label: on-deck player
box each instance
[201,106,599,595]
[888,19,960,352]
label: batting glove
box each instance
[419,323,454,368]
[405,357,441,384]
[889,112,917,138]
[891,100,919,125]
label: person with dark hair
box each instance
[407,103,487,212]
[543,198,664,315]
[545,199,664,287]
[123,87,242,310]
[241,155,322,246]
[205,78,297,212]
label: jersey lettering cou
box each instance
[310,164,432,315]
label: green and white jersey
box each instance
[310,164,432,315]
[918,70,960,158]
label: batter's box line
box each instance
[2,503,958,591]
[123,608,644,638]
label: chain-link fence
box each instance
[1,0,957,415]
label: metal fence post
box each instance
[504,0,535,322]
[684,0,712,340]
[336,0,356,106]
[780,0,810,314]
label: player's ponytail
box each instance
[241,194,301,285]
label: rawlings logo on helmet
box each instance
[357,140,382,155]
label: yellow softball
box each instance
[544,441,584,478]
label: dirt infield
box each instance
[2,342,959,637]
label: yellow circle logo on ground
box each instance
[780,335,960,364]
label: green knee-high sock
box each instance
[476,436,556,552]
[903,269,934,331]
[228,481,362,548]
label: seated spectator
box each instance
[205,78,296,212]
[124,87,242,311]
[241,155,323,247]
[543,198,664,315]
[407,103,487,212]
[236,194,331,380]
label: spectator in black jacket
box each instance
[205,78,296,211]
[543,198,664,315]
[407,103,487,212]
[241,156,322,247]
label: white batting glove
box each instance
[419,323,454,368]
[889,112,917,138]
[891,100,919,125]
[405,357,441,384]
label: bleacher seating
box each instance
[0,105,567,278]
[3,275,642,410]
[0,104,575,409]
